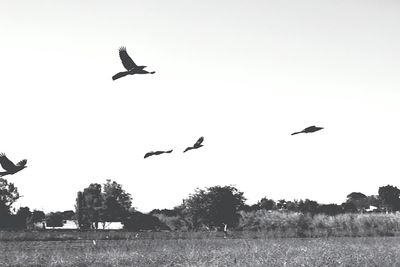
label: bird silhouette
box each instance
[112,47,155,80]
[144,150,173,159]
[291,126,324,135]
[0,153,27,177]
[184,137,204,153]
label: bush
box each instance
[123,212,170,231]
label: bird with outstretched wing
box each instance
[184,137,204,153]
[0,153,27,177]
[112,47,155,80]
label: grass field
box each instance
[2,236,400,266]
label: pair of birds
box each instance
[144,137,204,159]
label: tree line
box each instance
[1,176,400,231]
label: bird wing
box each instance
[194,136,204,146]
[0,153,17,171]
[119,47,137,70]
[144,152,154,159]
[16,159,27,167]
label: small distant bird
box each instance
[184,137,204,153]
[0,153,27,177]
[144,150,173,159]
[112,47,155,80]
[291,126,324,135]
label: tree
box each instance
[75,180,132,229]
[15,207,32,229]
[0,178,20,216]
[257,197,276,210]
[82,183,102,229]
[62,210,75,220]
[101,180,132,223]
[346,192,369,212]
[298,199,319,214]
[182,185,246,230]
[28,210,46,229]
[378,185,400,212]
[75,191,91,229]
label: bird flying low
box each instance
[184,137,204,153]
[291,126,324,135]
[144,150,173,159]
[0,153,27,177]
[112,47,155,80]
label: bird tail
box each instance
[150,71,156,74]
[291,131,302,135]
[112,71,129,80]
[166,150,173,153]
[0,172,8,177]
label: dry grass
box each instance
[1,236,400,266]
[238,211,400,237]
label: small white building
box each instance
[100,222,123,230]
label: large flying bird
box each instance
[184,137,204,153]
[0,153,27,177]
[144,150,173,159]
[291,126,324,135]
[112,47,155,80]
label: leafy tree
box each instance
[286,200,300,212]
[75,180,132,229]
[27,210,46,229]
[257,197,276,210]
[82,183,102,229]
[101,180,132,223]
[378,185,400,212]
[0,178,20,217]
[182,185,246,230]
[75,191,91,229]
[15,207,32,229]
[30,210,46,223]
[298,199,319,214]
[62,210,75,220]
[346,192,369,212]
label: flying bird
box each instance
[144,150,173,159]
[0,153,27,177]
[291,126,324,135]
[112,47,155,80]
[184,137,204,153]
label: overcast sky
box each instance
[1,0,400,213]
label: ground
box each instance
[1,235,400,266]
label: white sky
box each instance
[1,0,399,213]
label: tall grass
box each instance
[238,211,400,237]
[2,237,400,266]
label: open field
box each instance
[2,236,400,266]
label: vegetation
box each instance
[2,236,400,266]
